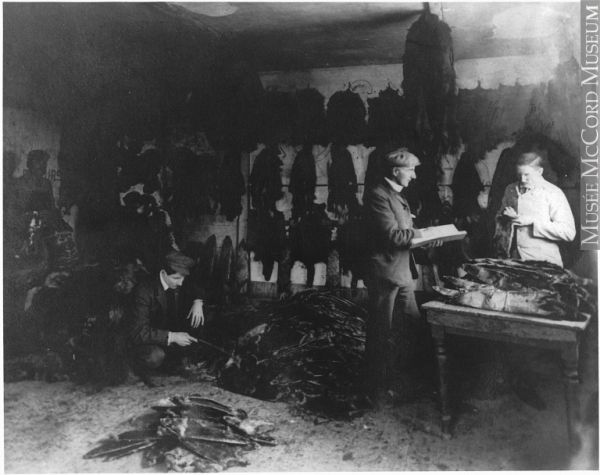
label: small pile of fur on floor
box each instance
[84,395,276,472]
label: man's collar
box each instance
[384,177,403,193]
[159,271,169,291]
[517,181,540,194]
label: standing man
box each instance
[363,148,438,403]
[127,250,206,381]
[494,152,575,267]
[492,152,576,408]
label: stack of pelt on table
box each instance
[434,258,596,321]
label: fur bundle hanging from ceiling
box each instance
[294,87,327,145]
[402,7,458,155]
[326,88,367,145]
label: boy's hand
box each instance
[187,300,205,328]
[169,332,198,347]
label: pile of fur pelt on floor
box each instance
[84,395,275,472]
[4,260,148,386]
[218,290,370,419]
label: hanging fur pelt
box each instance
[327,143,359,218]
[402,8,459,155]
[289,144,316,220]
[247,209,286,282]
[337,211,368,286]
[249,145,283,211]
[289,204,332,287]
[366,86,407,147]
[326,88,367,145]
[294,87,327,145]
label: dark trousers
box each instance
[129,307,214,371]
[365,276,419,394]
[131,344,167,370]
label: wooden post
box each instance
[432,324,452,438]
[561,342,581,453]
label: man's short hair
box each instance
[163,250,195,276]
[516,152,544,168]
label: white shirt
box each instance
[500,178,575,266]
[160,272,175,345]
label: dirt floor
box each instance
[3,357,587,473]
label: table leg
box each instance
[432,325,451,437]
[561,343,580,453]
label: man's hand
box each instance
[187,300,205,328]
[423,239,444,249]
[169,332,198,347]
[502,206,518,219]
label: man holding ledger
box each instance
[363,148,443,403]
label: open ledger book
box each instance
[410,224,467,249]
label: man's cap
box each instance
[384,148,421,168]
[165,250,195,276]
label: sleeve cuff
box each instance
[167,332,172,346]
[532,219,547,238]
[405,228,416,248]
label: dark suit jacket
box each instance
[364,180,417,286]
[127,276,203,346]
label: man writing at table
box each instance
[363,148,441,405]
[494,151,575,267]
[491,151,576,408]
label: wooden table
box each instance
[422,300,591,448]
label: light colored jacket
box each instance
[493,179,575,266]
